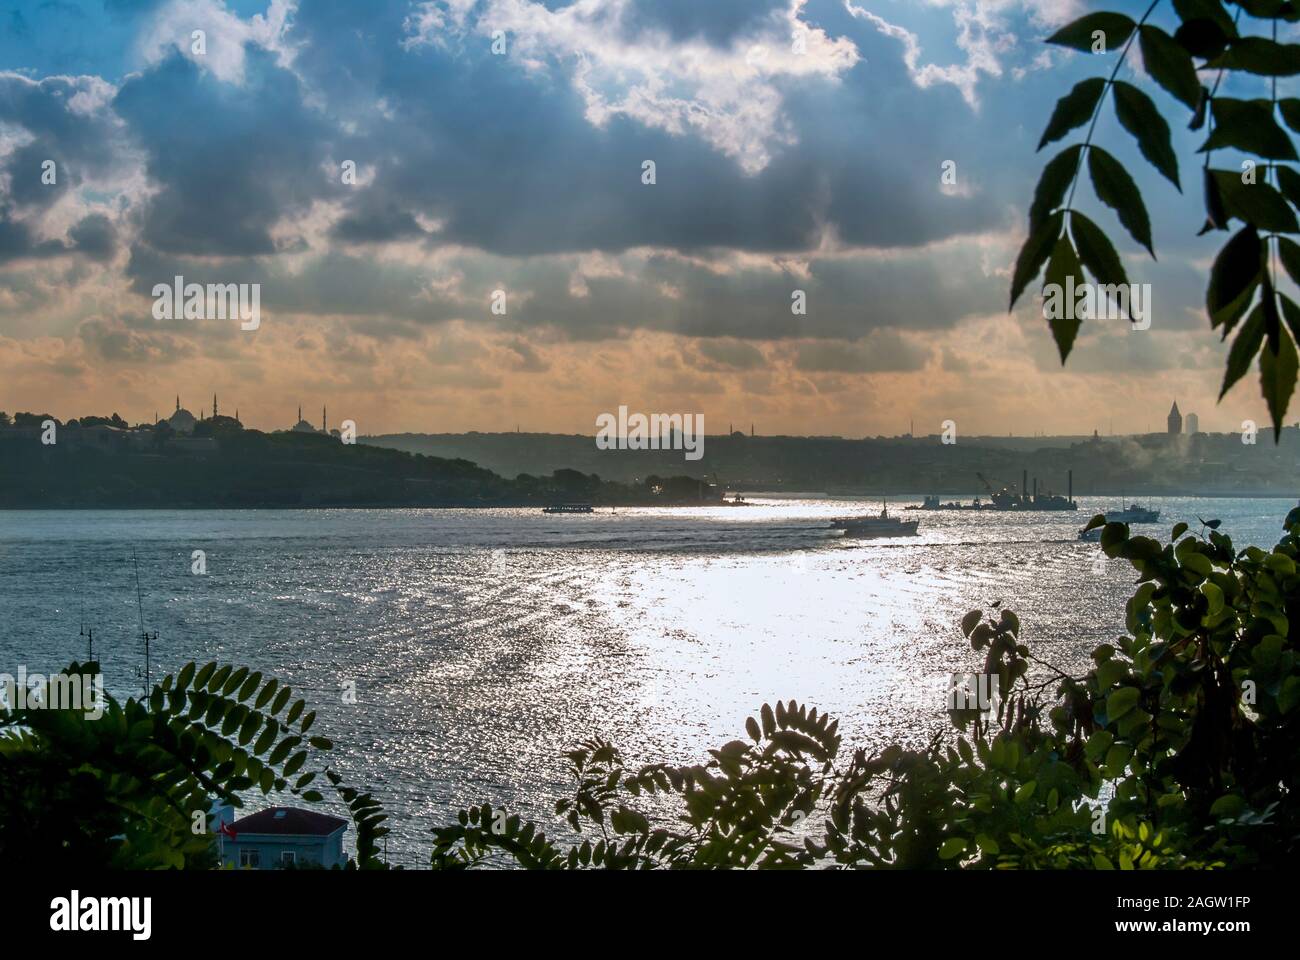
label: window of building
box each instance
[281,850,297,866]
[239,849,260,868]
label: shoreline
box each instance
[1,492,1297,510]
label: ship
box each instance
[978,470,1079,512]
[1077,503,1161,540]
[832,502,920,539]
[542,502,594,514]
[910,495,987,511]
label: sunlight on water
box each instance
[0,497,1293,866]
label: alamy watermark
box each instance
[595,406,704,461]
[50,891,151,940]
[1,667,104,720]
[1042,276,1151,330]
[152,275,261,330]
[945,672,1000,712]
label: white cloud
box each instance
[404,0,860,174]
[137,0,297,86]
[846,0,1082,108]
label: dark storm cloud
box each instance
[694,338,768,371]
[0,208,116,264]
[0,73,125,211]
[272,0,1007,258]
[112,48,336,256]
[623,0,790,45]
[8,0,1169,353]
[77,315,197,363]
[67,213,116,260]
[794,331,929,374]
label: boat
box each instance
[832,502,920,539]
[1077,503,1161,540]
[977,470,1078,511]
[909,495,986,511]
[542,503,594,514]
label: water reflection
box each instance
[0,497,1291,866]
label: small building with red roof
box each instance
[218,806,349,870]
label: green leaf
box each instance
[1280,293,1300,344]
[1207,37,1300,77]
[1046,13,1136,53]
[1175,19,1230,60]
[1103,743,1131,778]
[1212,171,1299,233]
[193,662,216,690]
[1222,302,1265,399]
[1203,165,1229,231]
[1039,78,1107,150]
[1010,210,1065,308]
[1042,232,1086,362]
[1207,225,1264,330]
[1260,326,1298,440]
[1201,99,1299,160]
[1070,211,1129,288]
[1173,0,1237,37]
[1279,99,1300,134]
[1139,25,1201,110]
[1112,81,1180,189]
[960,609,983,638]
[1106,686,1141,721]
[1030,144,1083,231]
[1276,166,1300,211]
[938,837,968,859]
[1088,146,1155,255]
[254,678,278,711]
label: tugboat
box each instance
[1077,503,1160,540]
[832,502,920,539]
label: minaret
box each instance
[175,396,180,413]
[298,405,302,422]
[322,406,327,433]
[213,393,218,418]
[750,423,754,438]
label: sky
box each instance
[0,0,1290,437]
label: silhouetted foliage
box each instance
[0,661,386,869]
[1015,1,1300,440]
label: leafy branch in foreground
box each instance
[0,660,386,869]
[1014,0,1300,440]
[431,507,1300,869]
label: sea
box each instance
[1,496,1293,867]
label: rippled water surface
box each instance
[1,497,1292,866]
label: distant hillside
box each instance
[363,429,1300,497]
[0,425,714,508]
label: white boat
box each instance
[833,502,920,539]
[1078,503,1160,540]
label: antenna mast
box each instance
[133,549,157,695]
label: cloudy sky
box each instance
[0,0,1280,436]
